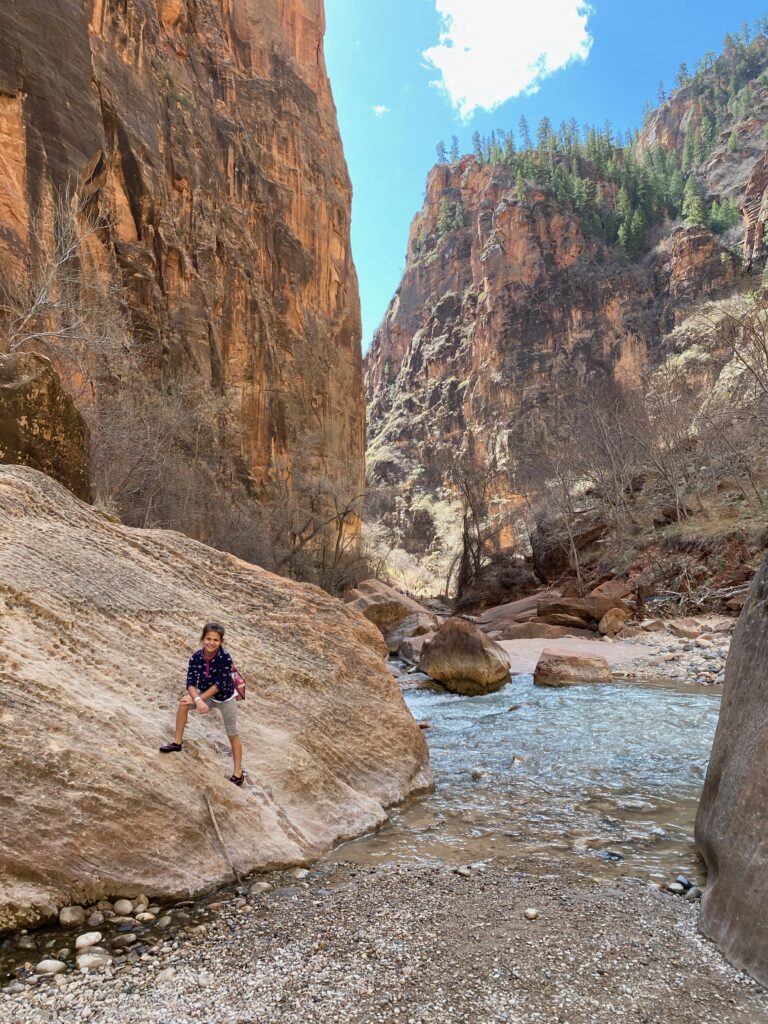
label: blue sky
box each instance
[324,1,768,352]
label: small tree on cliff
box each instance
[450,135,460,162]
[682,176,708,227]
[436,140,448,164]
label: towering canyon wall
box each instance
[365,45,768,585]
[0,0,363,534]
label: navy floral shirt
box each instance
[186,647,235,702]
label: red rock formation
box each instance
[365,159,733,558]
[0,1,363,528]
[742,144,768,268]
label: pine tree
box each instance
[675,62,691,88]
[472,130,483,163]
[682,176,707,226]
[518,114,532,151]
[657,80,666,104]
[436,140,448,164]
[450,135,460,162]
[515,168,526,202]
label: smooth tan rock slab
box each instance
[0,467,431,932]
[696,559,768,985]
[533,651,613,687]
[418,618,510,696]
[344,579,432,636]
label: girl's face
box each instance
[202,631,223,655]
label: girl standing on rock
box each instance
[159,622,245,786]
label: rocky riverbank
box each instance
[3,861,766,1024]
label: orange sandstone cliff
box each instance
[0,0,363,539]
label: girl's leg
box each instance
[229,734,243,777]
[174,701,190,745]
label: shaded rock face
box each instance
[365,158,733,556]
[418,617,510,696]
[0,351,91,500]
[696,557,768,984]
[0,0,363,518]
[0,466,430,933]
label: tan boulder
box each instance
[383,611,440,655]
[533,651,612,687]
[537,612,592,630]
[669,620,702,640]
[344,579,431,635]
[0,467,431,932]
[597,607,630,636]
[537,595,629,625]
[589,579,633,600]
[0,352,91,502]
[476,594,546,632]
[640,619,666,632]
[418,618,510,696]
[696,559,768,984]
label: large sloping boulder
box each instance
[695,559,768,984]
[0,467,431,932]
[418,618,510,696]
[0,351,91,501]
[344,579,433,635]
[536,594,629,627]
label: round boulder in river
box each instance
[418,617,510,696]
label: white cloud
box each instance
[372,104,390,117]
[424,0,593,120]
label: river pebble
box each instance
[58,907,85,928]
[75,933,102,950]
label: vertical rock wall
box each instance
[0,0,364,519]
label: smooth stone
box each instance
[249,882,273,896]
[111,933,137,948]
[17,935,37,950]
[96,901,113,912]
[147,905,161,914]
[156,916,172,929]
[59,906,86,927]
[75,932,102,950]
[675,875,691,890]
[113,899,134,915]
[524,908,540,921]
[5,981,25,993]
[287,868,310,881]
[76,952,112,970]
[686,886,704,901]
[35,959,67,975]
[135,912,156,923]
[667,882,686,895]
[454,865,472,878]
[87,912,104,928]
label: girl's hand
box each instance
[196,699,210,715]
[180,694,194,706]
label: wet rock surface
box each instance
[2,862,766,1024]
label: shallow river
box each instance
[329,674,720,884]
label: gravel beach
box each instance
[4,860,766,1024]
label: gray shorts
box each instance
[204,696,239,738]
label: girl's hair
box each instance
[201,621,225,641]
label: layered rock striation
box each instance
[0,465,430,933]
[0,0,363,528]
